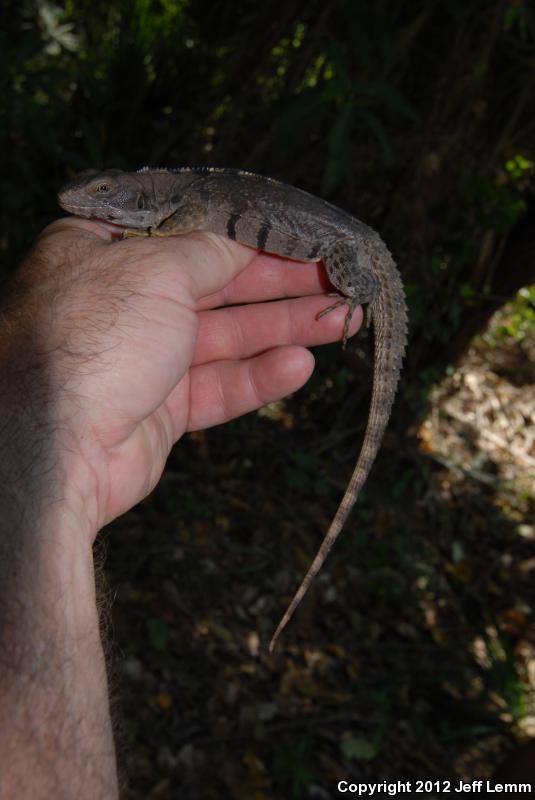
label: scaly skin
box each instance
[58,167,408,651]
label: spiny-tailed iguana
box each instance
[58,166,408,652]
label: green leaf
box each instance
[357,81,419,123]
[147,617,169,652]
[359,110,393,164]
[322,103,353,194]
[341,736,378,761]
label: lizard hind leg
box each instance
[319,242,381,347]
[316,295,360,349]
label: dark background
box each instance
[1,1,534,797]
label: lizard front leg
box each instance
[122,205,207,238]
[319,241,380,347]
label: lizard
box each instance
[57,166,408,652]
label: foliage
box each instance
[484,285,535,345]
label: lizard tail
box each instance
[269,267,407,652]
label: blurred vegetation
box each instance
[485,285,535,346]
[1,0,535,797]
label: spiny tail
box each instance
[269,267,407,652]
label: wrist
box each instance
[0,327,104,628]
[0,415,100,631]
[0,323,101,540]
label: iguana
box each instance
[58,166,408,651]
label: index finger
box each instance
[196,252,329,310]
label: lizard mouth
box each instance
[57,197,122,221]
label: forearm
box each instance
[0,338,118,798]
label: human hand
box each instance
[18,218,361,537]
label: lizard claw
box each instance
[316,294,359,349]
[121,227,152,239]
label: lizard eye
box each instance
[92,182,111,193]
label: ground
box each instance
[103,290,535,800]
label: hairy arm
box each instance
[0,218,361,797]
[0,317,115,797]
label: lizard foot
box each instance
[317,294,359,349]
[121,227,152,239]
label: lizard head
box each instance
[57,169,161,229]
